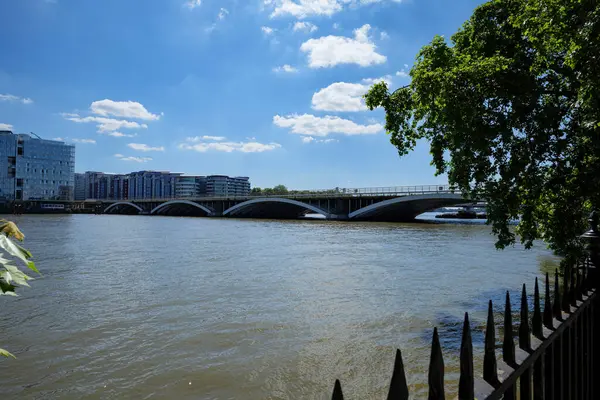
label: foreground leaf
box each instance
[0,348,16,358]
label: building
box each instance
[74,173,86,200]
[109,175,129,200]
[83,171,110,200]
[0,131,75,200]
[73,171,251,200]
[206,175,250,197]
[128,171,181,200]
[175,176,207,197]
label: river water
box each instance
[0,213,559,399]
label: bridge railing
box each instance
[331,213,600,399]
[95,184,460,203]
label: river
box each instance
[0,213,559,399]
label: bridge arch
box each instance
[349,193,466,221]
[104,202,143,214]
[151,200,214,216]
[223,198,331,219]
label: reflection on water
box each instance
[0,213,559,399]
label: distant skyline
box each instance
[0,0,483,190]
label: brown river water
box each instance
[0,213,559,399]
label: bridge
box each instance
[96,185,475,222]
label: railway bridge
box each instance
[98,185,475,222]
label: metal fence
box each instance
[332,213,599,399]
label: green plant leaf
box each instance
[0,279,16,294]
[0,236,31,267]
[26,261,39,274]
[0,348,16,358]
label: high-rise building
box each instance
[0,131,75,200]
[206,175,250,197]
[74,173,86,200]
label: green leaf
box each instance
[26,261,39,274]
[15,243,32,260]
[0,348,16,358]
[0,279,16,294]
[0,236,33,268]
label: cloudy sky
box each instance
[0,0,482,189]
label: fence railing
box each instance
[331,212,599,399]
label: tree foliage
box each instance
[365,0,600,264]
[251,185,289,195]
[0,220,37,358]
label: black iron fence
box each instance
[331,212,600,399]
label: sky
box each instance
[0,0,483,190]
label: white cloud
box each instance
[293,21,318,33]
[185,0,201,9]
[218,8,229,19]
[64,114,148,133]
[115,154,153,163]
[312,76,391,112]
[267,0,403,19]
[186,135,226,142]
[105,131,137,138]
[300,24,386,68]
[261,26,275,35]
[332,22,340,30]
[302,136,339,144]
[90,99,160,121]
[127,143,165,152]
[72,138,96,144]
[0,94,33,104]
[52,137,65,141]
[179,140,282,153]
[0,123,13,130]
[268,0,342,18]
[273,114,383,136]
[396,69,409,78]
[273,64,298,73]
[380,31,389,40]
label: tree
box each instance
[0,220,38,358]
[272,185,289,195]
[365,0,600,265]
[250,187,262,195]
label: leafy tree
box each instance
[365,0,599,266]
[0,220,38,358]
[272,185,289,195]
[250,187,262,195]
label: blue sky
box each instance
[0,0,482,189]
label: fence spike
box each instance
[532,278,543,339]
[503,291,516,366]
[543,272,553,329]
[332,379,344,400]
[553,269,562,321]
[562,266,571,312]
[458,313,474,400]
[574,263,582,301]
[570,265,577,306]
[519,284,531,351]
[387,349,409,400]
[483,300,499,386]
[428,327,445,400]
